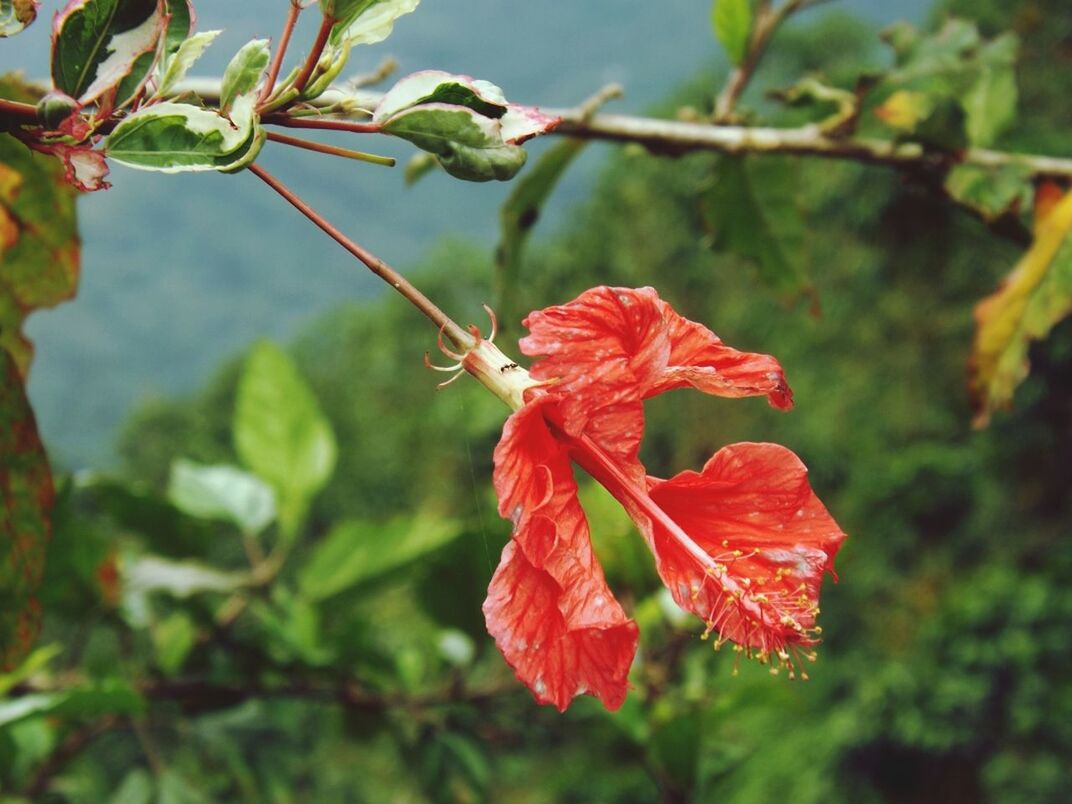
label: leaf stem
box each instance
[263,114,381,134]
[259,1,304,105]
[292,13,335,95]
[264,130,395,165]
[247,163,473,349]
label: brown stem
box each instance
[24,716,120,798]
[714,0,803,122]
[258,1,303,105]
[263,114,380,134]
[292,14,335,95]
[0,97,39,123]
[177,76,1072,180]
[265,130,395,165]
[247,163,473,349]
[139,677,514,710]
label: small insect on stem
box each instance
[500,362,520,373]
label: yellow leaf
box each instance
[874,90,932,131]
[970,184,1072,425]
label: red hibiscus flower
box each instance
[458,286,846,712]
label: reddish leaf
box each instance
[486,399,638,711]
[44,143,111,192]
[0,78,82,374]
[0,349,53,670]
[0,76,78,669]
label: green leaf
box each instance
[711,0,752,66]
[298,513,461,601]
[161,0,192,55]
[971,188,1072,424]
[299,41,351,101]
[326,0,420,48]
[0,119,81,373]
[0,644,60,696]
[110,768,154,804]
[104,95,264,173]
[156,29,221,97]
[124,555,247,598]
[0,0,38,37]
[157,770,211,804]
[374,71,559,146]
[249,588,330,665]
[151,611,195,676]
[497,137,586,290]
[219,38,270,114]
[403,152,440,185]
[878,18,1019,148]
[0,681,143,728]
[382,105,527,182]
[701,155,811,297]
[167,459,276,535]
[0,350,54,671]
[962,33,1018,148]
[945,163,1032,223]
[233,342,336,538]
[50,0,166,104]
[374,70,509,122]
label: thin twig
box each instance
[247,163,473,349]
[292,13,335,95]
[714,0,808,122]
[262,114,380,134]
[138,677,514,710]
[345,56,399,90]
[24,716,120,798]
[576,82,624,121]
[265,130,395,165]
[258,1,303,105]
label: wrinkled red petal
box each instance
[520,286,668,438]
[644,442,844,659]
[485,399,638,711]
[567,433,843,670]
[651,297,793,410]
[520,287,792,436]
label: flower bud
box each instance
[36,91,79,130]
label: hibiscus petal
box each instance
[520,287,792,439]
[484,542,639,711]
[651,297,793,410]
[569,433,843,674]
[485,399,638,711]
[644,442,845,664]
[520,286,669,437]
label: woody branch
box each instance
[164,78,1072,180]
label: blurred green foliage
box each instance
[2,1,1072,801]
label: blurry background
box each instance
[4,0,1072,802]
